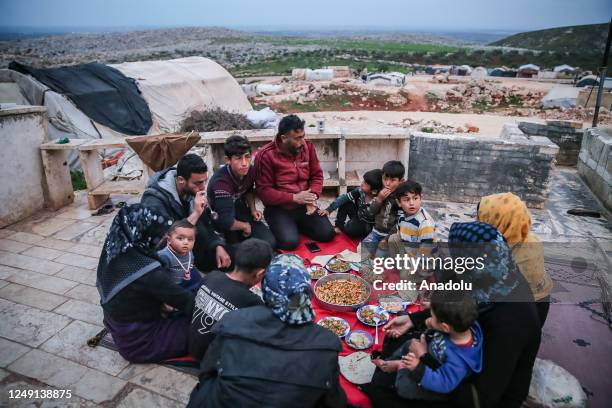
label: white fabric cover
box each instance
[470,67,488,79]
[112,57,251,133]
[541,87,579,109]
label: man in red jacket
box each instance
[255,115,335,250]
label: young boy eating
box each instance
[373,290,482,400]
[318,169,383,239]
[363,160,405,257]
[157,219,201,293]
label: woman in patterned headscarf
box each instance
[187,254,347,408]
[477,192,552,325]
[96,204,195,363]
[363,221,541,408]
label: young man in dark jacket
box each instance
[141,154,231,272]
[254,114,335,250]
[207,135,276,249]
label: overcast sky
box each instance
[1,0,610,32]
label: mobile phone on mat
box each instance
[305,241,321,253]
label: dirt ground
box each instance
[297,110,542,137]
[246,74,610,127]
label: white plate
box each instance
[356,305,390,326]
[317,316,351,337]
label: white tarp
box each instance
[367,72,405,86]
[242,83,284,97]
[541,86,579,109]
[471,67,488,79]
[112,57,251,133]
[246,107,278,129]
[554,64,575,73]
[305,69,334,81]
[519,64,540,72]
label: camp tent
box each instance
[0,57,251,170]
[490,67,517,78]
[366,72,406,87]
[111,57,251,132]
[1,56,251,141]
[518,64,540,78]
[554,64,575,74]
[541,86,579,109]
[470,67,488,79]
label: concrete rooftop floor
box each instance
[0,167,611,407]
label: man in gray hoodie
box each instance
[141,154,231,272]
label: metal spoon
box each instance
[373,316,380,345]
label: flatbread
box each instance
[339,352,376,384]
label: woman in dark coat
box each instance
[187,254,347,408]
[362,221,542,408]
[96,204,195,363]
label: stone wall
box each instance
[0,106,48,228]
[408,131,559,208]
[578,127,612,212]
[517,121,583,166]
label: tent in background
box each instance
[112,57,250,133]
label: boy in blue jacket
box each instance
[373,289,482,400]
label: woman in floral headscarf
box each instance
[187,254,347,408]
[363,222,541,408]
[96,204,195,363]
[477,192,552,325]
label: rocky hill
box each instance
[490,23,609,55]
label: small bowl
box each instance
[308,263,328,280]
[317,316,351,338]
[325,257,352,274]
[314,273,372,312]
[356,305,390,327]
[346,330,373,350]
[377,294,409,314]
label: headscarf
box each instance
[96,204,173,304]
[262,254,314,325]
[477,193,552,300]
[448,221,531,309]
[477,192,530,244]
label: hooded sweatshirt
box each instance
[398,322,483,396]
[141,167,223,253]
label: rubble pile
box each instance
[541,106,612,125]
[432,80,544,113]
[387,118,479,134]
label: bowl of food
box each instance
[325,257,352,274]
[317,316,350,337]
[377,294,407,314]
[346,330,373,350]
[356,305,390,327]
[308,264,328,280]
[314,273,372,312]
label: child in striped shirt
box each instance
[395,180,436,244]
[388,180,437,301]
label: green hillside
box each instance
[490,22,609,54]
